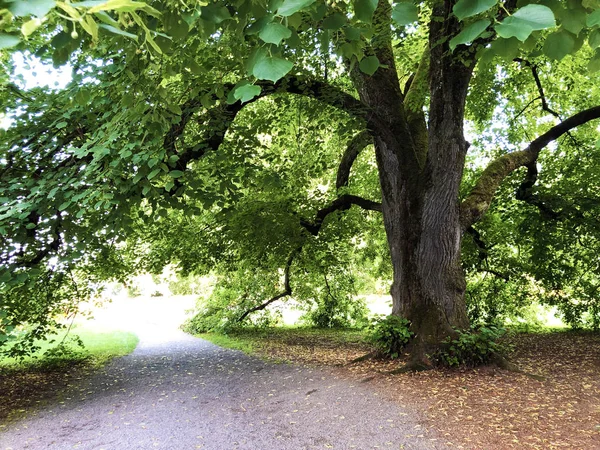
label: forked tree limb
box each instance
[237,193,382,322]
[460,105,600,230]
[514,59,561,119]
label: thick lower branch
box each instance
[460,105,600,229]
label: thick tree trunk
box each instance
[354,1,474,366]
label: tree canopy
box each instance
[1,0,600,364]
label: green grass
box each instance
[198,332,256,354]
[0,328,139,372]
[198,326,368,354]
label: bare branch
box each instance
[460,105,600,229]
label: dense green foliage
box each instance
[434,325,510,367]
[1,0,600,360]
[364,314,412,358]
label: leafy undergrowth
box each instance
[204,327,600,449]
[0,329,138,425]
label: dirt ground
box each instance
[235,329,600,449]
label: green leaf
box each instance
[453,0,497,21]
[58,200,71,210]
[98,23,139,40]
[589,29,600,49]
[449,19,490,50]
[233,83,262,103]
[246,15,274,35]
[495,5,556,42]
[7,0,56,17]
[480,37,520,63]
[22,18,43,36]
[277,0,315,17]
[587,9,600,27]
[259,22,292,45]
[354,0,378,23]
[0,271,12,283]
[558,7,586,35]
[251,53,294,82]
[344,26,361,41]
[543,30,575,60]
[322,13,346,30]
[391,2,419,26]
[512,4,556,30]
[169,170,184,178]
[359,55,379,75]
[200,4,231,23]
[86,0,161,17]
[148,168,161,180]
[0,34,21,49]
[588,51,600,72]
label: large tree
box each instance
[2,0,600,365]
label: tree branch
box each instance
[514,59,561,119]
[165,75,366,172]
[300,194,382,236]
[466,226,488,261]
[336,130,372,190]
[460,105,600,230]
[237,247,299,322]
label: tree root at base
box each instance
[348,351,378,364]
[384,354,546,379]
[493,354,546,381]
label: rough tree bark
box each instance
[350,1,474,366]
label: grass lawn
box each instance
[0,328,139,371]
[0,326,138,424]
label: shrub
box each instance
[364,315,413,359]
[434,325,510,367]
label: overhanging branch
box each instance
[301,194,382,236]
[164,75,367,174]
[460,105,600,230]
[237,247,299,322]
[336,130,372,190]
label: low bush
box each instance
[364,315,412,359]
[434,325,510,367]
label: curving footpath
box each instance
[1,302,443,449]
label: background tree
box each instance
[1,0,600,366]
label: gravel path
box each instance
[1,299,443,450]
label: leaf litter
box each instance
[226,328,600,449]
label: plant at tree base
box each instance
[433,325,511,367]
[364,315,413,359]
[1,0,600,366]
